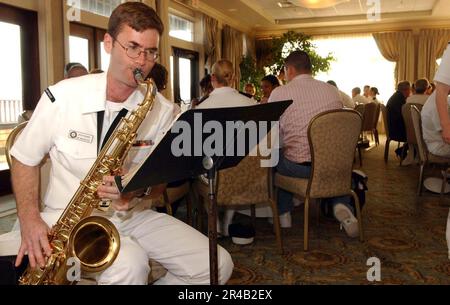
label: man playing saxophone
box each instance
[9,2,233,284]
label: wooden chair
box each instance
[150,180,194,225]
[381,104,405,163]
[274,109,364,251]
[355,103,379,166]
[401,103,423,166]
[194,155,283,253]
[410,105,450,196]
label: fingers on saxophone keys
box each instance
[40,235,52,257]
[103,175,116,185]
[15,245,26,267]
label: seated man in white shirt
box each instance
[352,87,370,105]
[406,78,430,106]
[327,80,354,108]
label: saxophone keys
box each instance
[98,199,112,209]
[51,240,64,252]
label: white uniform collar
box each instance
[81,72,144,114]
[210,87,237,96]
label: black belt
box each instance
[298,161,311,166]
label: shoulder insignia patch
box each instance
[45,88,55,103]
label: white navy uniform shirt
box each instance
[195,87,255,109]
[11,72,175,212]
[421,43,450,154]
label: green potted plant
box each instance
[239,54,265,100]
[268,30,335,76]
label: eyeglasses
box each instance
[113,38,159,62]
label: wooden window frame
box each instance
[172,47,199,104]
[0,3,40,195]
[70,22,106,71]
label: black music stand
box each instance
[117,100,292,284]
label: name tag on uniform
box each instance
[68,130,94,144]
[133,140,154,147]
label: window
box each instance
[69,36,90,70]
[100,42,110,72]
[170,48,199,104]
[67,0,123,17]
[0,22,23,125]
[0,3,40,189]
[69,23,107,71]
[312,35,396,104]
[437,58,442,66]
[169,14,194,42]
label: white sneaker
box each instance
[222,209,235,237]
[268,212,292,228]
[333,203,359,238]
[216,217,223,236]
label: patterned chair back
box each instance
[307,109,362,198]
[360,102,377,132]
[402,103,423,147]
[410,105,428,163]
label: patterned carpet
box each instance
[222,137,450,285]
[1,136,449,284]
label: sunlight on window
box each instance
[67,0,123,17]
[179,58,192,101]
[437,58,442,67]
[313,35,396,104]
[0,22,22,102]
[100,42,110,72]
[69,36,89,70]
[169,14,193,42]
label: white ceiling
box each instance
[201,0,448,31]
[258,0,436,19]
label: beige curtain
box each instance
[203,15,219,72]
[373,31,415,85]
[155,0,171,101]
[417,29,450,81]
[245,34,256,59]
[222,25,243,89]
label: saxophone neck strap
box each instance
[97,108,129,154]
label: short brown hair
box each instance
[415,78,430,94]
[397,80,411,92]
[108,2,164,39]
[285,50,312,73]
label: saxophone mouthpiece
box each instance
[133,68,144,84]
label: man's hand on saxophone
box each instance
[97,175,167,211]
[16,215,52,269]
[97,175,136,211]
[11,159,52,269]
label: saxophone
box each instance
[19,69,157,284]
